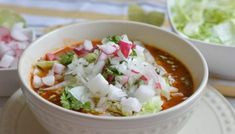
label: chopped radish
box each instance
[134,85,155,103]
[11,23,29,41]
[108,85,127,101]
[121,97,142,115]
[0,27,11,43]
[0,43,10,57]
[53,63,65,74]
[131,69,139,74]
[98,52,108,61]
[87,73,109,97]
[118,41,132,58]
[0,54,14,68]
[42,75,55,86]
[33,75,43,88]
[140,75,148,81]
[83,40,93,51]
[73,48,88,57]
[98,44,117,55]
[155,82,162,89]
[46,53,57,61]
[17,42,28,49]
[118,75,129,85]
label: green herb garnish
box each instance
[59,52,74,65]
[107,35,122,44]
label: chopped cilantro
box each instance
[59,52,74,65]
[107,35,122,44]
[130,49,137,56]
[85,53,98,63]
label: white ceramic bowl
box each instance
[18,21,208,134]
[167,0,235,81]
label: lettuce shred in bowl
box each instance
[171,0,235,46]
[31,34,193,117]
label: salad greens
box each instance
[128,4,165,27]
[61,86,91,110]
[171,0,235,46]
[0,9,25,29]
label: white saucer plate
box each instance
[0,85,234,134]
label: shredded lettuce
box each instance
[138,96,163,115]
[0,9,26,29]
[60,86,91,110]
[171,0,235,46]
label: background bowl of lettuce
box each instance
[167,0,235,80]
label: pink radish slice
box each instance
[46,53,57,61]
[120,75,129,85]
[118,41,132,58]
[140,75,148,81]
[131,69,140,74]
[0,54,14,68]
[73,48,88,57]
[155,82,162,89]
[0,27,12,43]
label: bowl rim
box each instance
[166,0,235,48]
[18,20,208,121]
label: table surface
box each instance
[0,0,234,111]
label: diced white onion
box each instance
[121,97,142,115]
[42,75,55,86]
[53,63,65,74]
[11,23,29,41]
[107,85,127,101]
[87,73,109,97]
[33,75,42,88]
[0,54,14,68]
[83,40,93,51]
[134,85,156,103]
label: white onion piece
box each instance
[83,40,93,51]
[0,54,14,68]
[135,45,145,57]
[42,75,55,86]
[121,34,132,44]
[98,52,108,61]
[121,97,142,115]
[134,85,156,103]
[108,85,127,101]
[53,63,65,74]
[17,42,28,49]
[92,60,105,76]
[33,75,42,88]
[11,23,29,41]
[98,44,117,55]
[87,73,109,97]
[69,86,90,103]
